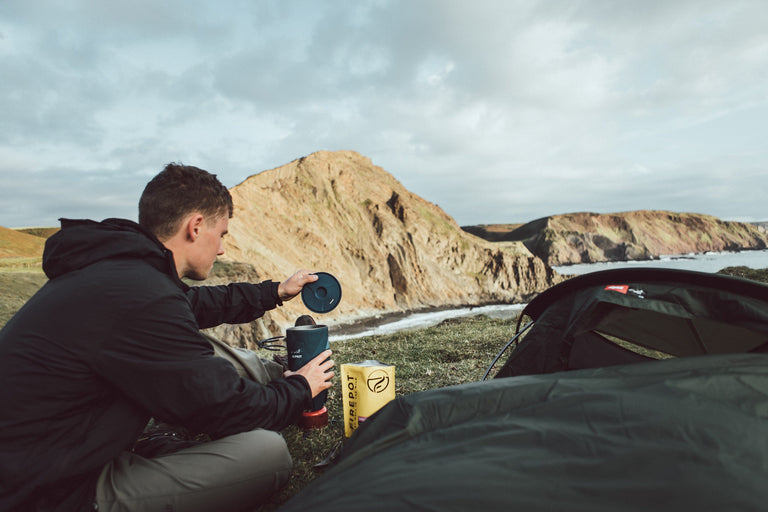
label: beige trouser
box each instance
[94,335,290,511]
[94,429,291,512]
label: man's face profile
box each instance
[185,214,229,280]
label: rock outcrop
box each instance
[203,150,561,348]
[472,211,768,267]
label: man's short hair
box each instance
[139,163,234,240]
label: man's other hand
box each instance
[277,270,318,301]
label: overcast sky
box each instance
[2,0,767,228]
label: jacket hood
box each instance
[43,218,184,288]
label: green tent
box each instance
[492,268,768,377]
[278,269,768,511]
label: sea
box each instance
[552,248,768,275]
[328,249,768,341]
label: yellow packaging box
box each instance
[341,360,395,437]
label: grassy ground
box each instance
[0,271,47,327]
[0,262,766,511]
[256,314,519,511]
[258,265,768,511]
[0,256,44,271]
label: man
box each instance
[0,163,335,511]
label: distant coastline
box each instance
[463,211,768,267]
[553,248,768,275]
[330,249,768,340]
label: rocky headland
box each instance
[464,211,768,267]
[202,150,562,347]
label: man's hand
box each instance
[284,349,335,398]
[277,270,318,302]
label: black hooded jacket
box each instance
[0,218,311,511]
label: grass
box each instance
[257,265,768,511]
[256,314,518,511]
[0,257,44,271]
[1,261,766,510]
[0,271,48,327]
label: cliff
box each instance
[203,150,561,348]
[471,211,768,266]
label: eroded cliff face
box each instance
[203,150,561,348]
[501,211,768,266]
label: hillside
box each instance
[17,227,60,239]
[0,226,46,258]
[461,223,524,242]
[468,211,768,266]
[205,150,561,347]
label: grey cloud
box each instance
[1,0,767,229]
[0,165,145,227]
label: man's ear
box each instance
[185,214,205,242]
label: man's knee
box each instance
[202,428,292,484]
[230,428,293,479]
[95,429,293,511]
[213,429,293,502]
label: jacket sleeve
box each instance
[186,280,283,329]
[95,291,309,437]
